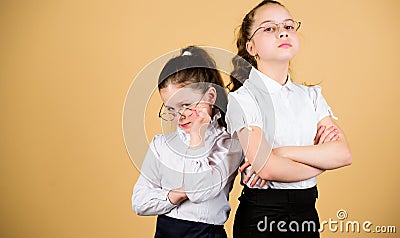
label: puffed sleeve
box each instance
[132,135,177,216]
[226,91,263,135]
[183,131,243,203]
[308,85,338,122]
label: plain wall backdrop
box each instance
[1,0,399,237]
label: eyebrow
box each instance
[164,100,192,109]
[257,18,293,27]
[164,105,174,109]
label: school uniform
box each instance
[132,114,243,238]
[226,67,337,238]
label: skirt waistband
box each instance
[241,185,318,205]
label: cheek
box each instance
[174,115,185,123]
[291,35,300,52]
[255,40,275,57]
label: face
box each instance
[246,4,300,64]
[159,84,214,133]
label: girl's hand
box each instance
[189,106,211,147]
[238,161,268,187]
[314,125,340,145]
[167,188,188,205]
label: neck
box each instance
[257,60,289,85]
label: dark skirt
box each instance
[155,215,227,238]
[233,186,320,238]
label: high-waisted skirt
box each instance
[233,186,320,238]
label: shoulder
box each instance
[227,90,260,119]
[227,82,258,108]
[148,134,163,156]
[228,82,252,99]
[290,81,320,92]
[290,82,323,100]
[306,85,323,96]
[305,85,325,104]
[149,132,179,153]
[207,125,242,154]
[150,134,164,147]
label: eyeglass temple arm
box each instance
[158,103,164,118]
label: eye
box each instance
[284,25,295,30]
[284,21,296,31]
[166,107,175,112]
[263,26,276,32]
[181,104,191,109]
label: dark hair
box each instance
[158,46,227,127]
[228,0,284,92]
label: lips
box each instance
[179,122,191,128]
[278,43,292,48]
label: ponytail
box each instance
[228,0,284,92]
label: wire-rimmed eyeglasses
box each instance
[158,93,211,121]
[248,19,301,40]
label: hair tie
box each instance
[182,51,192,56]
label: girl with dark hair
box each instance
[226,1,352,237]
[132,46,242,238]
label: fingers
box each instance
[314,125,325,145]
[248,176,268,188]
[238,161,251,173]
[188,108,211,138]
[192,108,211,124]
[246,171,268,187]
[239,161,268,187]
[259,179,267,188]
[250,174,259,187]
[322,128,339,143]
[318,126,338,145]
[243,167,254,184]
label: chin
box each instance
[274,55,295,62]
[178,126,191,133]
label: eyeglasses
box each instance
[248,19,301,40]
[158,92,210,121]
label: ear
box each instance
[205,87,217,105]
[246,41,257,57]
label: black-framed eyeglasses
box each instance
[248,19,301,40]
[158,92,210,121]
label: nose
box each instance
[178,113,186,120]
[279,32,288,38]
[276,24,289,38]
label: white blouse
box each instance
[132,114,243,225]
[226,67,337,189]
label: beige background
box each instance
[1,0,399,237]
